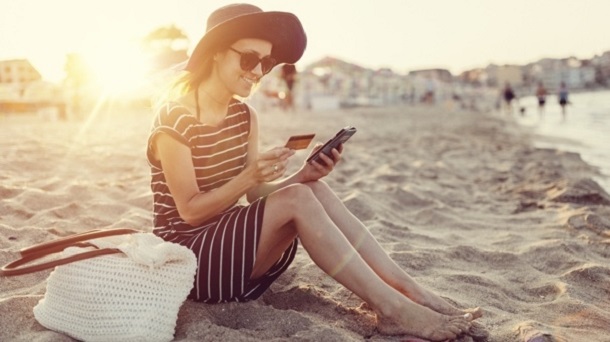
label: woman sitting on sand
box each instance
[146,4,481,340]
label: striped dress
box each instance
[146,99,297,303]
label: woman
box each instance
[147,4,481,340]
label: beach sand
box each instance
[1,103,609,341]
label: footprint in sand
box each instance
[516,322,560,342]
[567,213,610,236]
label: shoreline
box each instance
[1,104,610,341]
[512,89,610,193]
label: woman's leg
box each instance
[304,180,482,318]
[252,184,471,341]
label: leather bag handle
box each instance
[1,228,141,277]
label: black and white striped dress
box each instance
[146,99,297,303]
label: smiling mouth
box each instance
[241,75,258,86]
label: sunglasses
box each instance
[229,47,277,75]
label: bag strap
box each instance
[1,228,141,277]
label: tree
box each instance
[142,24,189,71]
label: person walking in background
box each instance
[146,3,480,341]
[423,77,436,105]
[280,64,297,112]
[535,81,547,118]
[558,81,569,120]
[502,82,515,114]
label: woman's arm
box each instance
[245,106,343,202]
[154,133,257,226]
[154,105,293,226]
[245,106,295,201]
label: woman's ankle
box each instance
[371,294,415,320]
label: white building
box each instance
[540,64,596,90]
[0,59,65,117]
[0,59,41,85]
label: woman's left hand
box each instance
[299,143,343,182]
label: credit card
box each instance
[285,134,315,150]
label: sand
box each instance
[1,103,609,342]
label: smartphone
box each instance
[306,126,357,165]
[285,133,316,150]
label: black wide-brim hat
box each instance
[185,3,307,72]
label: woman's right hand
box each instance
[248,147,294,183]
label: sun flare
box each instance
[78,38,151,96]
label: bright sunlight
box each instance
[80,39,151,96]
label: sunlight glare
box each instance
[81,39,151,96]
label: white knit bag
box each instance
[1,229,196,342]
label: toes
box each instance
[469,321,490,341]
[432,328,458,341]
[466,307,484,319]
[447,324,462,335]
[448,316,472,333]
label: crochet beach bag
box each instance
[1,228,197,342]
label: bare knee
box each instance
[303,180,331,194]
[304,180,340,204]
[267,183,318,213]
[281,183,318,210]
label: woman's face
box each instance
[216,38,273,98]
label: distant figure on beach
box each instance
[502,82,515,114]
[146,3,480,341]
[558,81,569,120]
[423,78,436,105]
[280,64,297,111]
[535,82,547,117]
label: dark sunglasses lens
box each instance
[261,57,276,74]
[238,52,276,74]
[240,53,260,71]
[239,52,258,71]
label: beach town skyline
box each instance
[2,0,610,83]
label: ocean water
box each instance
[513,89,610,193]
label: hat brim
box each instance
[185,11,306,72]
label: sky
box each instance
[1,0,609,83]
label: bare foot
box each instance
[375,300,471,341]
[422,296,483,320]
[469,321,490,341]
[398,282,484,319]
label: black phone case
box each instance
[306,126,357,165]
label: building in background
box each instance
[593,51,610,85]
[0,59,41,84]
[0,59,42,103]
[485,65,523,89]
[0,59,65,117]
[537,57,595,90]
[5,47,607,116]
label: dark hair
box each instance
[185,52,216,92]
[153,47,219,110]
[174,51,216,96]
